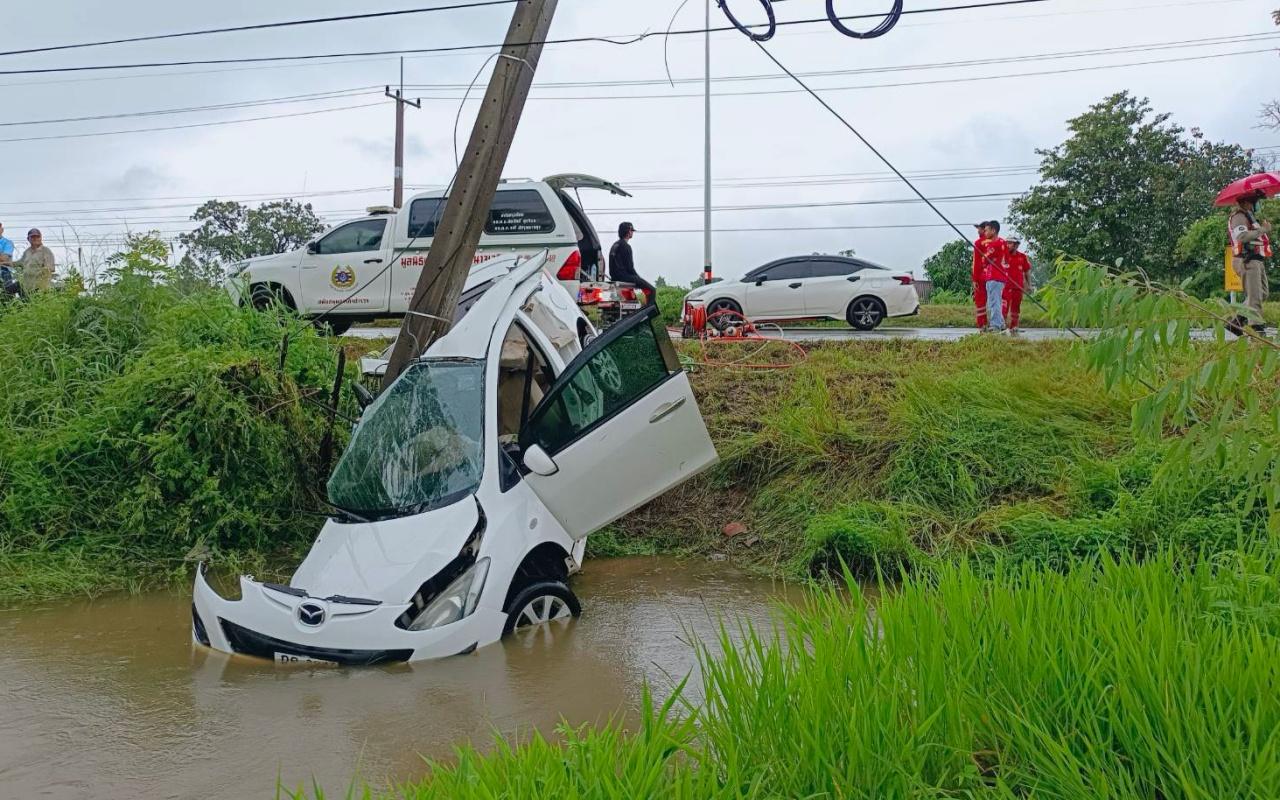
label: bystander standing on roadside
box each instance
[15,228,56,294]
[1002,235,1032,333]
[972,221,1010,332]
[1228,191,1271,334]
[0,222,16,299]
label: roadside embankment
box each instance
[0,281,350,602]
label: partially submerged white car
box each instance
[193,253,718,665]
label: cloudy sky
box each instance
[1,0,1277,285]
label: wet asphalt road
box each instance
[347,325,1097,343]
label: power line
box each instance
[0,0,1055,76]
[0,1,518,59]
[0,101,383,143]
[0,87,381,128]
[405,31,1280,90]
[411,46,1280,101]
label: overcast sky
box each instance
[1,0,1277,285]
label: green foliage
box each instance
[330,549,1280,799]
[0,277,346,600]
[1010,92,1256,282]
[1046,257,1280,534]
[655,284,688,327]
[920,239,972,295]
[179,198,325,276]
[795,501,922,578]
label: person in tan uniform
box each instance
[15,228,55,293]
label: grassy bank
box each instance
[599,336,1260,578]
[0,281,351,602]
[305,548,1280,798]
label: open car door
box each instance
[518,306,716,540]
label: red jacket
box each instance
[1006,251,1031,291]
[972,236,1009,283]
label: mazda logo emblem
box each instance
[297,602,326,627]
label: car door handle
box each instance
[649,397,686,424]
[364,258,383,264]
[789,282,803,289]
[847,276,861,282]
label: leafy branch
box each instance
[1045,258,1280,526]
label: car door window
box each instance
[810,259,857,278]
[522,308,678,455]
[757,261,812,281]
[496,322,556,443]
[316,219,386,254]
[408,198,446,238]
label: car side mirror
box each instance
[755,276,767,286]
[523,444,559,477]
[306,241,319,254]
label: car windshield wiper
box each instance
[319,498,371,524]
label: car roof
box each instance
[424,252,556,361]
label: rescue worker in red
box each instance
[1001,235,1032,333]
[972,221,1009,331]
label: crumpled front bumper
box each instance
[192,566,506,665]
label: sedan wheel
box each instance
[504,580,581,635]
[847,297,886,331]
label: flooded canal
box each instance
[0,557,803,799]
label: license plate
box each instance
[275,652,336,666]
[621,302,641,311]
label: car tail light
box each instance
[618,287,637,302]
[556,250,582,281]
[894,275,913,285]
[577,286,603,305]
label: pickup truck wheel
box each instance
[250,284,281,310]
[503,580,580,635]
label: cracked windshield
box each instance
[328,360,484,518]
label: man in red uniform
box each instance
[972,221,1009,331]
[1002,235,1032,333]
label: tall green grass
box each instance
[305,549,1280,798]
[0,280,345,601]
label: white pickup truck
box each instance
[225,174,640,335]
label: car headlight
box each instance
[407,558,490,631]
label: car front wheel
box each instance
[503,580,581,635]
[847,297,887,331]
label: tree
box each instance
[920,240,972,296]
[179,199,324,275]
[1009,92,1255,283]
[1265,10,1280,130]
[104,232,170,283]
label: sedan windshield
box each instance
[328,360,485,520]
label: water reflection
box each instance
[0,557,803,799]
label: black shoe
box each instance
[1227,316,1246,336]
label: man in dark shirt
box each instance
[608,222,656,307]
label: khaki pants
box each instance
[1233,258,1269,320]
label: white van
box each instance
[225,174,630,334]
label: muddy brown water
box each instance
[0,557,805,799]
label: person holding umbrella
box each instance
[1217,172,1279,334]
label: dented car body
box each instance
[194,253,718,665]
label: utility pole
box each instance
[386,57,422,209]
[702,0,713,286]
[382,0,558,387]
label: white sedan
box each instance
[683,255,919,330]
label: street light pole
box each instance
[703,0,713,285]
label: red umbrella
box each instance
[1215,172,1280,206]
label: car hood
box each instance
[686,281,738,299]
[287,497,480,604]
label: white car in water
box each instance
[682,255,919,330]
[193,253,718,665]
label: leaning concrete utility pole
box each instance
[382,0,558,388]
[386,57,422,209]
